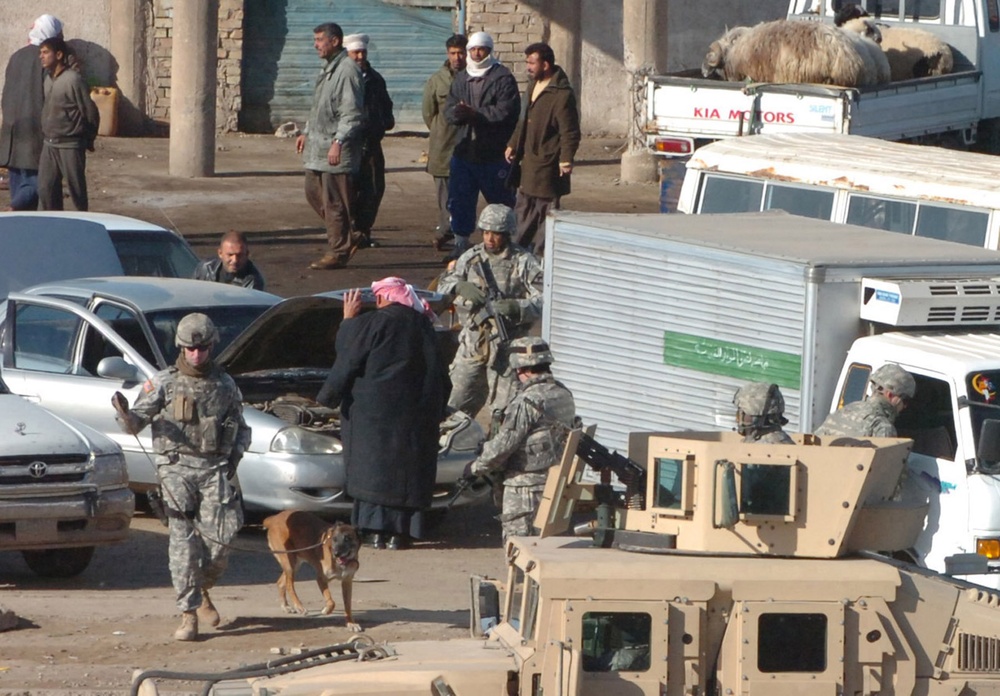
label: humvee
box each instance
[132,430,1000,695]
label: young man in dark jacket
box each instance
[37,35,98,211]
[444,31,520,260]
[505,42,581,254]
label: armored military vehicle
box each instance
[132,430,1000,696]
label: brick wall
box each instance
[149,0,243,132]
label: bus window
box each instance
[764,184,834,220]
[846,195,916,234]
[914,205,989,247]
[699,176,763,214]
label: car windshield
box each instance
[143,306,271,366]
[106,230,199,278]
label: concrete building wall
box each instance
[0,0,790,136]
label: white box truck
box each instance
[543,209,1000,585]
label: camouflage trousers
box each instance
[447,356,518,420]
[499,484,545,542]
[159,463,243,612]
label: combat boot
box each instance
[173,611,198,641]
[197,590,220,628]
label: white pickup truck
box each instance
[645,0,1000,156]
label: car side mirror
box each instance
[97,356,140,384]
[978,419,1000,473]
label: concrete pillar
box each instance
[169,0,218,177]
[547,0,581,91]
[109,0,146,136]
[621,0,662,183]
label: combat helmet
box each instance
[477,204,516,235]
[733,382,788,436]
[175,313,220,348]
[733,382,786,417]
[509,336,554,369]
[870,363,916,399]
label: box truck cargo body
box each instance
[543,210,1000,450]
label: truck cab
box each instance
[831,276,1000,584]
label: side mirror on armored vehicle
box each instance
[714,460,739,529]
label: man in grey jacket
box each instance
[37,35,98,211]
[295,22,364,271]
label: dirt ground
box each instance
[0,133,663,695]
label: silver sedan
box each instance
[0,277,485,515]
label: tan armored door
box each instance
[737,601,844,696]
[564,601,671,696]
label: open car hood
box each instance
[217,288,456,376]
[216,295,345,375]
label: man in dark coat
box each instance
[0,14,64,210]
[444,31,520,261]
[346,33,395,249]
[505,42,581,254]
[316,277,450,550]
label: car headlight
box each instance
[92,451,129,487]
[270,426,343,455]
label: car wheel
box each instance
[21,547,96,578]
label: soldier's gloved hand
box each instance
[463,459,487,479]
[112,391,136,434]
[453,280,486,306]
[492,299,520,320]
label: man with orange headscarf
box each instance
[316,278,450,550]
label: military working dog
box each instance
[263,510,362,631]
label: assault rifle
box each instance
[472,257,510,345]
[574,430,647,509]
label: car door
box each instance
[0,294,161,488]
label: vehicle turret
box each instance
[536,430,929,558]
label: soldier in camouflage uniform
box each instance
[733,382,795,444]
[465,337,576,542]
[814,363,916,439]
[114,313,250,642]
[437,203,543,419]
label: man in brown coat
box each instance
[505,42,581,254]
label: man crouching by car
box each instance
[113,313,250,642]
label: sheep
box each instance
[879,25,954,80]
[840,17,893,84]
[834,4,954,80]
[702,26,750,80]
[701,20,884,87]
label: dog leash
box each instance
[121,426,332,556]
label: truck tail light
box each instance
[977,538,1000,559]
[651,138,694,156]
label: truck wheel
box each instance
[974,118,1000,155]
[21,547,95,578]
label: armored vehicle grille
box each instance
[0,454,89,485]
[958,633,1000,672]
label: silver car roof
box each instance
[0,211,169,232]
[22,277,282,312]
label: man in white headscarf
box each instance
[0,14,64,210]
[443,31,520,261]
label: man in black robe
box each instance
[317,277,450,550]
